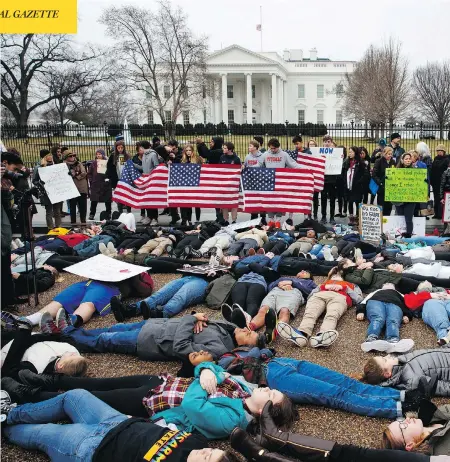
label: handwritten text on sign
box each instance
[310,147,344,175]
[38,163,80,204]
[385,168,428,203]
[359,204,382,243]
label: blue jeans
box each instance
[4,390,127,462]
[422,299,450,340]
[309,244,323,256]
[402,236,449,245]
[266,358,402,419]
[63,321,145,354]
[138,276,208,318]
[366,300,403,341]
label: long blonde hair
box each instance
[41,154,53,167]
[182,144,203,164]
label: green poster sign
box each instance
[385,168,428,203]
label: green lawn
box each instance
[3,134,448,165]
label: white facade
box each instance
[142,45,356,126]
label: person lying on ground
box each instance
[12,265,56,296]
[280,229,318,257]
[11,246,86,272]
[4,362,294,441]
[232,401,445,462]
[358,348,450,396]
[35,311,265,362]
[277,267,362,349]
[1,389,232,462]
[355,283,415,354]
[1,327,88,381]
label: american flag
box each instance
[168,163,241,208]
[112,160,168,208]
[240,167,314,213]
[297,153,326,192]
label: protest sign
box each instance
[38,163,80,204]
[177,264,230,275]
[359,204,382,243]
[385,168,428,203]
[443,192,450,223]
[382,216,426,238]
[225,218,261,232]
[309,147,344,175]
[96,159,107,174]
[64,254,150,282]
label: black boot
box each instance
[110,296,139,322]
[18,369,58,390]
[256,402,334,460]
[1,377,40,403]
[231,428,298,462]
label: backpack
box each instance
[205,273,236,309]
[117,271,154,298]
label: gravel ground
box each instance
[1,271,447,461]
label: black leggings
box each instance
[263,241,288,255]
[148,257,205,273]
[90,201,112,217]
[231,282,267,317]
[331,443,429,462]
[69,193,87,224]
[36,375,163,418]
[180,207,201,223]
[320,183,337,219]
[46,255,87,270]
[175,235,203,255]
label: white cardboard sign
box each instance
[382,216,426,238]
[310,147,344,175]
[225,218,261,231]
[38,163,80,204]
[96,159,107,174]
[359,204,382,243]
[64,254,150,282]
[443,192,450,223]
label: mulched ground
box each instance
[2,270,447,461]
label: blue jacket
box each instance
[73,235,114,257]
[269,231,295,245]
[234,255,270,270]
[151,362,251,439]
[268,277,317,296]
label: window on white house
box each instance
[164,110,171,122]
[227,85,234,99]
[163,85,171,99]
[336,110,343,125]
[252,84,256,98]
[147,110,154,124]
[183,111,190,125]
[228,109,235,123]
[203,109,207,124]
[145,86,152,99]
[298,109,305,124]
[317,84,324,99]
[297,84,305,99]
[317,110,324,124]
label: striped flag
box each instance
[168,163,241,208]
[297,153,326,192]
[112,160,168,208]
[240,167,314,214]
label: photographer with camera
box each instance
[1,152,25,225]
[32,150,62,231]
[63,150,88,227]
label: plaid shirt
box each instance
[143,373,251,416]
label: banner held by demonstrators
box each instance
[96,159,107,174]
[38,163,80,204]
[309,147,343,175]
[64,254,150,282]
[359,204,382,244]
[385,168,428,203]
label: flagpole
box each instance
[260,5,263,52]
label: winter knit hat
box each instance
[436,144,447,152]
[378,139,387,147]
[390,133,401,141]
[115,134,124,142]
[40,149,51,158]
[95,149,106,159]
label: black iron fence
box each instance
[2,122,450,165]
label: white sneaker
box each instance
[106,242,117,257]
[10,240,18,250]
[142,217,151,225]
[323,247,334,261]
[277,321,308,348]
[98,242,108,255]
[309,330,339,348]
[138,216,145,223]
[14,238,24,248]
[386,339,414,354]
[361,339,391,352]
[149,219,158,226]
[354,248,363,261]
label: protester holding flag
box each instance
[107,140,131,214]
[220,142,241,225]
[88,149,112,221]
[180,144,203,225]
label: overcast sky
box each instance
[76,0,450,67]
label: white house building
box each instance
[143,45,356,126]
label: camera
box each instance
[4,169,24,180]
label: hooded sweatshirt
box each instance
[262,149,300,168]
[142,149,160,174]
[244,151,264,168]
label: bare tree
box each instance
[1,34,110,127]
[342,39,411,132]
[99,1,209,137]
[413,61,450,139]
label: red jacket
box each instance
[404,291,450,311]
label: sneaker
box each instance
[149,219,158,226]
[354,248,363,261]
[231,306,250,329]
[264,308,278,343]
[138,215,145,223]
[0,390,16,423]
[10,240,18,250]
[14,238,24,248]
[209,253,221,267]
[322,247,334,261]
[1,377,40,404]
[320,217,327,224]
[385,338,414,354]
[1,312,32,331]
[329,219,336,226]
[142,217,151,225]
[185,245,203,259]
[438,333,450,346]
[98,242,108,255]
[169,215,181,225]
[361,338,391,353]
[221,303,233,323]
[330,246,339,259]
[232,304,252,329]
[110,295,125,322]
[55,307,71,331]
[277,321,308,348]
[140,300,151,320]
[39,312,60,335]
[89,215,95,220]
[309,330,339,348]
[107,242,117,256]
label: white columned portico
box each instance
[277,77,283,123]
[280,78,285,123]
[214,79,221,123]
[245,73,253,125]
[271,73,278,123]
[260,79,267,123]
[209,80,215,123]
[221,73,228,124]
